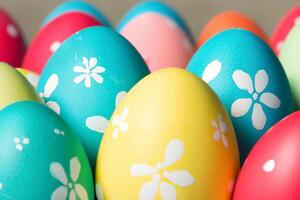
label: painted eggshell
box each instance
[17,68,40,88]
[0,62,41,110]
[196,11,269,48]
[41,0,111,27]
[37,27,149,167]
[188,29,294,162]
[272,6,300,55]
[0,8,26,67]
[0,101,94,199]
[279,25,300,109]
[118,1,194,72]
[96,68,240,200]
[22,12,102,74]
[233,111,300,200]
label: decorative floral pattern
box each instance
[50,157,88,200]
[202,60,222,83]
[112,107,129,139]
[7,24,18,38]
[73,57,105,88]
[212,114,228,148]
[14,137,29,151]
[130,140,195,200]
[39,74,61,114]
[54,128,65,136]
[263,159,275,173]
[95,184,104,200]
[231,69,281,130]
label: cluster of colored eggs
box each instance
[1,1,300,199]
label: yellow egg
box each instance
[17,68,40,88]
[96,68,240,199]
[0,62,41,109]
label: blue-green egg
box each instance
[37,26,150,167]
[188,29,294,162]
[0,101,93,199]
[42,0,111,27]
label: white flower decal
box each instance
[212,114,228,148]
[73,57,105,88]
[14,137,29,151]
[202,60,222,83]
[95,184,104,200]
[50,157,88,200]
[112,107,129,139]
[39,74,61,114]
[54,128,65,136]
[86,91,127,134]
[130,140,195,200]
[231,69,281,130]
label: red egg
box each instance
[0,8,26,67]
[233,111,300,200]
[22,12,102,74]
[272,6,300,55]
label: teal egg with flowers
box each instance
[0,101,94,199]
[187,29,294,162]
[37,26,150,167]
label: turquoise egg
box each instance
[37,27,150,167]
[188,29,294,162]
[0,101,94,199]
[42,0,111,27]
[117,0,193,42]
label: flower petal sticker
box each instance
[202,60,222,83]
[86,116,109,133]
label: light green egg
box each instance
[280,24,300,108]
[0,62,41,109]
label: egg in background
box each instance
[37,27,149,167]
[118,0,194,72]
[0,101,94,199]
[17,68,40,88]
[196,11,269,48]
[41,0,111,27]
[188,29,294,162]
[96,68,240,200]
[22,12,103,74]
[0,8,26,67]
[272,5,300,55]
[234,111,300,200]
[0,62,40,110]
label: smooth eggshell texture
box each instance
[22,12,102,74]
[0,8,26,67]
[0,101,94,199]
[37,27,149,167]
[17,68,40,88]
[0,62,41,110]
[41,0,111,27]
[234,111,300,200]
[196,11,269,48]
[96,68,240,200]
[279,25,300,109]
[188,29,294,162]
[119,12,194,72]
[272,6,300,55]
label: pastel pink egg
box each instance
[22,11,102,74]
[119,12,194,72]
[0,8,26,67]
[272,6,300,55]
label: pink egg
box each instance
[0,8,26,67]
[119,12,194,72]
[272,6,300,55]
[22,12,102,74]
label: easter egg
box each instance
[279,24,300,108]
[0,101,94,199]
[118,1,194,72]
[196,11,269,48]
[96,68,240,200]
[22,12,102,74]
[17,68,40,88]
[188,29,294,162]
[233,111,300,200]
[272,6,300,55]
[37,27,149,167]
[41,0,111,27]
[0,8,26,67]
[0,62,40,110]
